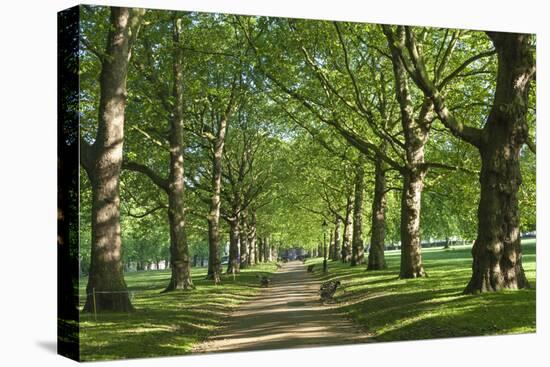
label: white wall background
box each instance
[0,0,547,366]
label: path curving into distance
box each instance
[192,261,373,353]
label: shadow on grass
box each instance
[306,241,536,343]
[78,262,278,361]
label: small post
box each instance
[92,288,97,321]
[232,267,236,281]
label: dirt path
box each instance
[192,261,373,353]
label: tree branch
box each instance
[123,160,169,191]
[438,49,496,90]
[125,204,167,219]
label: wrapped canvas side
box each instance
[57,5,81,362]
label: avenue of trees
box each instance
[77,6,536,312]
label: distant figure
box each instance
[319,280,341,302]
[307,264,315,273]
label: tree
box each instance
[393,28,535,292]
[80,7,144,312]
[124,13,194,291]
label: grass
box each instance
[78,241,536,360]
[306,239,536,342]
[78,263,277,361]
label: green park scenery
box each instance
[57,4,536,362]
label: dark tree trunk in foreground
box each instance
[227,216,240,274]
[332,217,342,261]
[351,161,365,266]
[368,154,388,270]
[341,193,353,262]
[81,8,143,312]
[239,210,249,269]
[464,33,534,293]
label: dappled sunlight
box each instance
[78,242,535,360]
[78,262,278,361]
[304,241,536,342]
[192,261,373,353]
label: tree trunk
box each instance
[239,210,249,269]
[367,154,387,270]
[464,33,534,293]
[341,193,353,263]
[264,237,270,262]
[227,217,240,274]
[258,237,264,262]
[399,169,427,278]
[384,27,430,279]
[248,211,257,265]
[206,112,230,283]
[333,217,342,261]
[81,8,142,312]
[328,232,334,260]
[163,17,193,291]
[351,160,365,266]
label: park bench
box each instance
[319,280,341,302]
[257,275,270,288]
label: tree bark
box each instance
[464,33,534,293]
[341,193,353,263]
[399,169,426,278]
[259,237,265,262]
[333,218,341,261]
[82,7,143,312]
[239,210,249,268]
[162,17,193,291]
[226,216,240,274]
[367,154,387,270]
[328,231,334,260]
[265,237,272,261]
[248,210,257,265]
[351,160,365,266]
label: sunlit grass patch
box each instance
[307,240,536,342]
[78,262,277,361]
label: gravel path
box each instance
[192,261,373,353]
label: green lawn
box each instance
[307,239,536,342]
[78,263,277,361]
